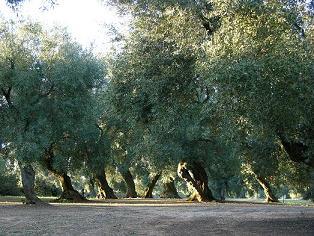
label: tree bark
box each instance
[55,172,85,201]
[45,150,84,201]
[120,169,138,198]
[160,177,181,199]
[95,170,117,199]
[144,173,161,198]
[177,160,215,202]
[19,163,47,205]
[255,175,279,203]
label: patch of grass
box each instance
[0,195,57,203]
[279,199,314,206]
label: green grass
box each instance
[279,199,314,206]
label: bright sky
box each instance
[0,0,130,54]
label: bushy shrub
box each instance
[0,174,22,196]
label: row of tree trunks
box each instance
[160,178,181,199]
[18,161,278,203]
[19,162,47,205]
[177,160,215,202]
[95,170,117,199]
[144,172,161,198]
[120,169,138,198]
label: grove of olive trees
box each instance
[0,0,313,205]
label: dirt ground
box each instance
[0,199,313,236]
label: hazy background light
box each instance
[0,0,130,54]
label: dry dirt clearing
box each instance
[0,199,313,236]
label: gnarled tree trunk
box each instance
[255,175,279,203]
[45,150,84,201]
[95,170,117,199]
[19,163,47,205]
[144,173,161,198]
[120,168,138,198]
[56,172,85,201]
[177,160,215,202]
[160,177,181,199]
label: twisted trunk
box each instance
[45,150,84,201]
[144,173,161,198]
[178,160,215,202]
[95,170,117,199]
[255,175,279,203]
[160,178,181,199]
[120,169,138,198]
[19,163,47,205]
[56,172,85,201]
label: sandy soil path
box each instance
[0,200,313,235]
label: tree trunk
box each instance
[19,163,47,205]
[160,177,181,199]
[56,172,85,201]
[95,170,117,199]
[120,169,138,198]
[216,180,228,201]
[177,160,215,202]
[45,152,84,201]
[144,173,161,198]
[303,188,314,202]
[88,177,97,198]
[255,176,279,203]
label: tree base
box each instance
[23,198,49,206]
[56,190,86,202]
[266,197,279,203]
[178,160,216,202]
[97,190,118,199]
